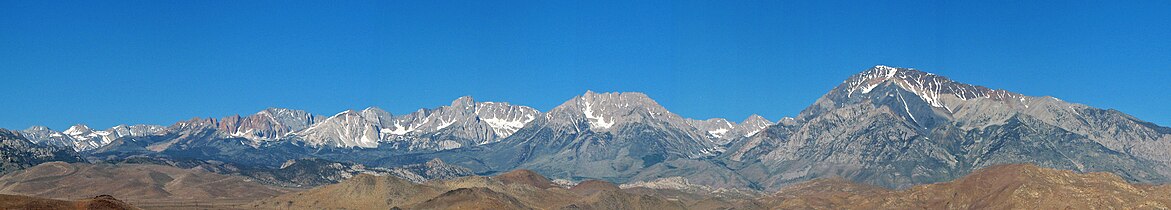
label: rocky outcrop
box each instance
[727,65,1171,190]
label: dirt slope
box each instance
[0,162,296,202]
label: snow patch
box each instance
[383,122,415,135]
[707,128,730,138]
[435,118,456,130]
[582,100,614,129]
[847,65,899,97]
[63,125,90,136]
[897,91,919,124]
[482,116,533,137]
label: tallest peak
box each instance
[841,65,911,97]
[839,65,1024,109]
[845,65,941,94]
[861,65,913,79]
[871,65,907,78]
[873,64,897,71]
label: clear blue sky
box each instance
[2,0,1169,130]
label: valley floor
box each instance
[6,162,1171,210]
[128,199,261,210]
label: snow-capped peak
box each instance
[738,114,774,137]
[391,96,539,137]
[562,91,673,131]
[296,109,383,148]
[688,118,735,139]
[842,65,1026,110]
[687,114,776,145]
[19,123,164,152]
[845,65,902,97]
[294,96,538,149]
[62,124,94,136]
[473,100,538,138]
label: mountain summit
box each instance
[843,65,1024,109]
[726,65,1171,189]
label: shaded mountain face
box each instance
[0,129,83,175]
[727,65,1171,189]
[88,117,335,172]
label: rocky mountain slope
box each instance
[294,97,541,150]
[726,65,1171,189]
[0,129,83,175]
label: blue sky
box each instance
[1,0,1169,130]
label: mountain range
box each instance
[5,65,1170,191]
